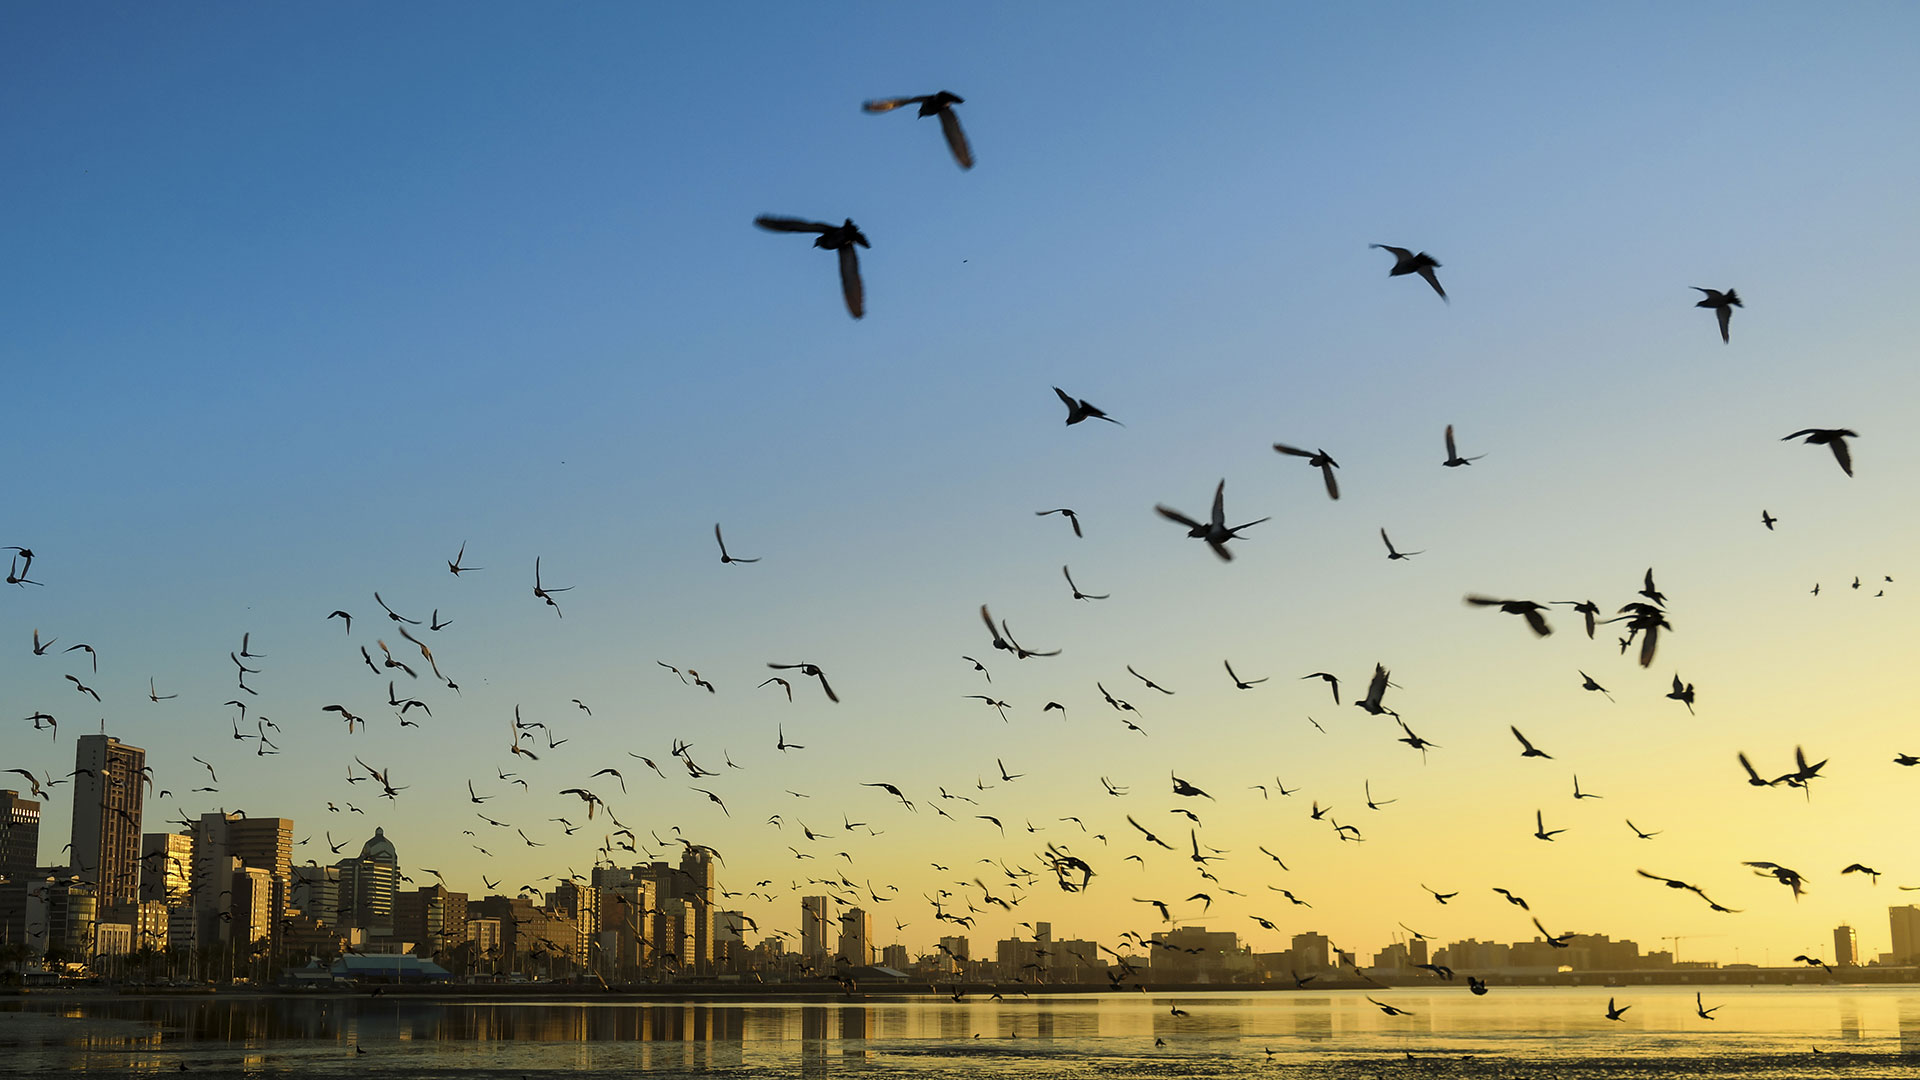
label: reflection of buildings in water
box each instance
[938,1002,972,1041]
[839,1005,872,1059]
[799,1005,830,1078]
[1838,1000,1861,1041]
[1901,1006,1920,1058]
[1292,997,1333,1042]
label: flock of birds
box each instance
[5,84,1912,1045]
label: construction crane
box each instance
[1660,934,1724,964]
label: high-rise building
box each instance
[837,906,871,967]
[1889,906,1920,965]
[71,735,145,908]
[1833,923,1859,966]
[678,848,717,973]
[339,827,399,929]
[1,790,41,881]
[139,833,193,904]
[192,813,293,945]
[290,865,342,923]
[801,895,832,966]
[1291,931,1331,971]
[395,885,469,960]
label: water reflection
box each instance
[5,987,1920,1070]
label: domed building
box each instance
[338,827,400,931]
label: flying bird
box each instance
[1062,566,1109,601]
[862,91,971,169]
[532,557,572,616]
[1532,810,1565,841]
[1510,726,1552,759]
[1691,287,1741,343]
[1370,244,1446,300]
[1466,595,1552,636]
[1035,508,1083,537]
[714,524,760,564]
[1379,529,1422,560]
[1442,424,1484,467]
[1052,386,1122,426]
[1781,428,1858,477]
[1271,443,1340,499]
[755,216,870,319]
[1155,479,1269,561]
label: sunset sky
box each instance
[5,3,1919,969]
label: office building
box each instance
[1,790,41,881]
[1891,906,1920,965]
[339,827,400,929]
[837,906,871,967]
[801,895,832,967]
[71,735,145,908]
[139,833,193,904]
[679,847,717,973]
[1833,923,1858,966]
[193,813,293,945]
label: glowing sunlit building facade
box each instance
[70,735,145,909]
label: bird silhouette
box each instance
[1035,508,1083,537]
[1511,726,1552,759]
[1691,287,1741,343]
[1781,428,1858,476]
[1156,479,1269,561]
[1371,244,1446,300]
[1053,386,1122,426]
[1272,443,1340,499]
[1442,423,1484,467]
[755,216,870,319]
[1062,565,1109,601]
[1379,528,1422,560]
[714,524,760,564]
[1466,595,1552,636]
[863,91,971,169]
[1532,809,1565,841]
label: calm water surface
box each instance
[4,987,1918,1078]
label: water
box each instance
[4,986,1918,1078]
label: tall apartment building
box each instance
[395,885,468,959]
[71,735,145,908]
[837,906,871,967]
[338,827,399,930]
[1,790,41,881]
[1833,923,1859,966]
[801,895,832,967]
[678,848,717,973]
[139,833,194,904]
[1889,906,1920,965]
[193,813,293,945]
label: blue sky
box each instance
[5,3,1919,966]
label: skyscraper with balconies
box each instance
[71,735,145,908]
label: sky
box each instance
[4,2,1919,970]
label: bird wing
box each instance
[1371,244,1412,259]
[1209,479,1226,529]
[838,244,864,319]
[1445,424,1459,457]
[1715,304,1732,343]
[755,215,832,233]
[1321,463,1339,500]
[1829,438,1853,476]
[1155,506,1202,530]
[1272,443,1312,458]
[1417,265,1447,300]
[938,108,973,169]
[862,95,926,113]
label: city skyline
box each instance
[5,4,1920,980]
